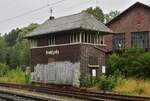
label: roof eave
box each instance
[106,2,150,26]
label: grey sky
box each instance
[0,0,149,34]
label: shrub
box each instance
[0,63,9,77]
[80,74,98,87]
[107,48,150,79]
[98,75,116,91]
[5,67,30,84]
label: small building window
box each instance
[131,31,149,48]
[49,35,55,45]
[113,33,125,49]
[70,33,80,43]
[31,40,37,48]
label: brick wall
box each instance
[80,44,106,77]
[105,6,150,51]
[31,44,106,77]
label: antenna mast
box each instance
[50,7,53,17]
[47,0,53,17]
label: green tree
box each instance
[0,36,7,63]
[83,6,105,22]
[4,28,21,46]
[2,23,38,68]
[104,10,120,23]
[107,48,150,79]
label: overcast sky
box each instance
[0,0,149,34]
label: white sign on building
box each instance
[46,50,59,55]
[102,66,106,74]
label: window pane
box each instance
[131,32,149,48]
[113,33,125,49]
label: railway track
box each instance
[0,83,150,101]
[0,90,52,101]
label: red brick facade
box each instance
[104,2,150,51]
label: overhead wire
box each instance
[35,0,93,22]
[53,0,93,13]
[0,0,67,23]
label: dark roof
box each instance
[106,2,150,26]
[26,12,113,38]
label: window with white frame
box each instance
[31,39,37,48]
[49,35,55,45]
[70,33,80,43]
[93,34,104,45]
[69,32,104,45]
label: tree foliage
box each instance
[104,10,120,23]
[107,48,150,78]
[83,6,105,22]
[0,23,39,69]
[83,7,120,23]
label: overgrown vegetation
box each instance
[107,48,150,79]
[0,23,38,83]
[114,79,150,97]
[0,63,30,84]
[80,75,150,97]
[80,48,150,97]
[0,23,38,69]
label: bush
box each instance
[98,75,116,91]
[0,66,31,84]
[107,48,150,79]
[80,74,98,87]
[6,67,30,84]
[0,63,9,77]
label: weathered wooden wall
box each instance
[31,62,80,86]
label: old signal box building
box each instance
[105,2,150,51]
[26,12,112,86]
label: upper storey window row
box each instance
[69,32,104,45]
[31,32,104,48]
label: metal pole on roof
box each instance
[47,0,53,17]
[50,7,53,17]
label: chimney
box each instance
[49,16,55,20]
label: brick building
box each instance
[26,12,112,86]
[105,2,150,51]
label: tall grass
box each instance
[113,79,150,97]
[0,65,31,84]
